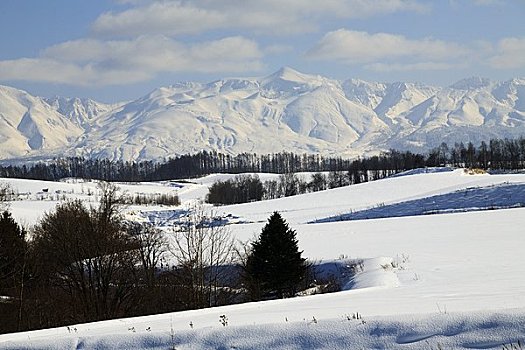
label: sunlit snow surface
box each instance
[1,169,525,349]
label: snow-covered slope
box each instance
[1,69,525,162]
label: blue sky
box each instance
[0,0,523,102]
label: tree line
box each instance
[204,138,525,205]
[1,137,524,183]
[427,138,525,170]
[0,152,372,181]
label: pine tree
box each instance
[245,212,306,299]
[0,211,26,292]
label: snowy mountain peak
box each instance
[45,96,118,128]
[145,86,180,100]
[450,77,492,90]
[267,66,312,82]
[259,67,328,92]
[390,81,409,91]
[260,67,327,86]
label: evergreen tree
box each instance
[0,211,26,293]
[245,212,306,299]
[0,211,27,333]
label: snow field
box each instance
[1,169,525,348]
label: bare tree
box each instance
[279,173,300,197]
[126,222,167,287]
[263,179,279,200]
[96,181,123,227]
[0,182,15,211]
[309,172,327,192]
[170,205,236,308]
[32,187,138,322]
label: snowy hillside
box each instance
[1,69,525,162]
[1,169,525,348]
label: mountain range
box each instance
[1,67,524,163]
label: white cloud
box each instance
[307,29,525,73]
[0,58,152,86]
[488,37,525,69]
[0,36,263,86]
[0,58,85,85]
[92,0,429,37]
[93,2,226,37]
[307,29,468,64]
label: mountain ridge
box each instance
[1,68,524,162]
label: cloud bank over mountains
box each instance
[0,0,523,91]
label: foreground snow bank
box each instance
[2,309,523,350]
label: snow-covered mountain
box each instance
[1,68,524,162]
[44,96,122,130]
[0,86,84,159]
